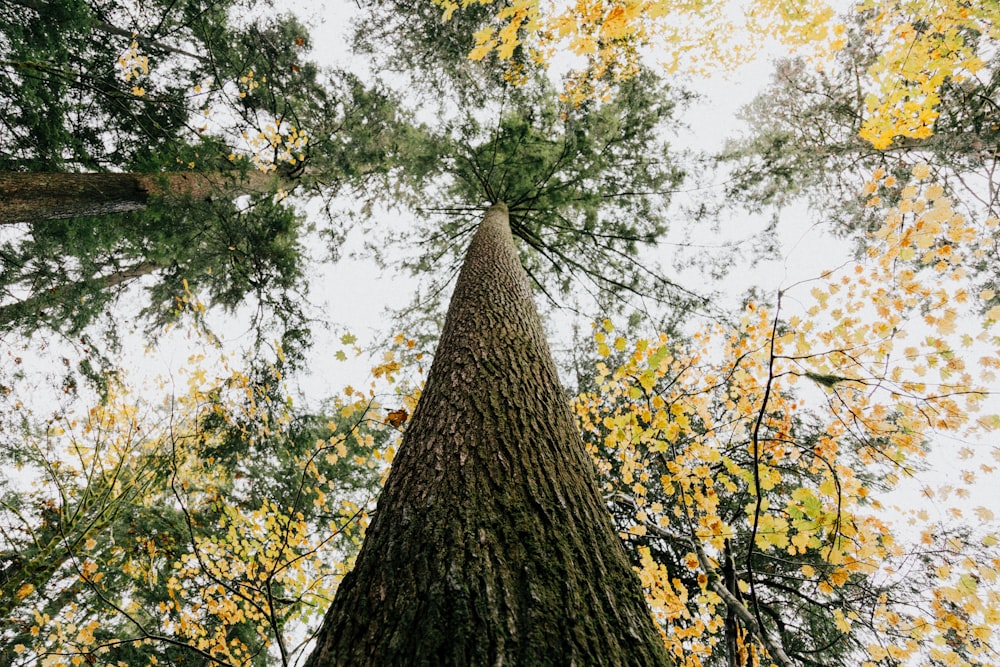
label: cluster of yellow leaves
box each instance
[225,75,301,180]
[151,496,342,664]
[431,0,844,103]
[575,166,1000,665]
[859,0,998,149]
[863,529,1000,667]
[237,69,260,98]
[235,116,308,175]
[170,66,308,180]
[466,0,540,61]
[117,37,149,97]
[4,380,165,666]
[435,0,995,149]
[2,314,422,666]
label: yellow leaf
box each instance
[473,25,494,45]
[830,568,849,587]
[791,531,810,550]
[469,42,494,61]
[662,422,679,442]
[638,370,655,392]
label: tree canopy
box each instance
[430,0,998,148]
[0,0,417,360]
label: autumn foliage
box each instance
[434,0,998,149]
[3,0,1000,666]
[1,309,417,665]
[575,163,1000,665]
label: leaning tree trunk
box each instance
[0,261,159,329]
[0,171,285,224]
[305,203,671,666]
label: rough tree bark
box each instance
[0,171,285,224]
[305,203,672,666]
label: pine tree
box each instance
[305,203,672,666]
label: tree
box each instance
[350,0,702,340]
[3,4,701,662]
[712,12,1000,314]
[717,15,1000,234]
[0,191,306,355]
[390,71,697,332]
[0,323,395,666]
[8,3,999,667]
[305,203,672,666]
[0,0,419,363]
[571,163,1000,666]
[0,0,305,346]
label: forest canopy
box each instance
[1,1,998,666]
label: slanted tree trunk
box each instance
[0,261,160,329]
[0,171,285,224]
[305,203,671,666]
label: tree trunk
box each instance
[0,261,160,329]
[305,203,671,666]
[0,171,285,224]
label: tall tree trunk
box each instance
[305,203,671,666]
[0,171,285,224]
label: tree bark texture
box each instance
[0,171,283,224]
[305,204,671,666]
